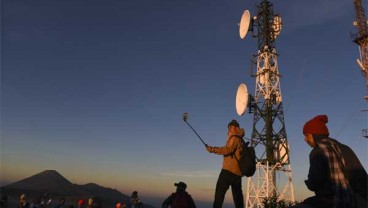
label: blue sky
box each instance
[1,0,367,207]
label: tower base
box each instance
[245,161,295,208]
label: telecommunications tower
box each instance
[234,0,295,207]
[351,0,368,139]
[351,0,368,101]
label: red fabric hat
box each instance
[303,115,329,135]
[78,200,85,206]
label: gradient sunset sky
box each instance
[1,0,367,207]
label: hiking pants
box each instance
[213,169,244,208]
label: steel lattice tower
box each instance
[240,1,295,207]
[351,0,368,139]
[351,0,368,101]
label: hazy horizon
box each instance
[0,170,237,208]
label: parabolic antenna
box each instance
[271,15,282,40]
[235,83,249,116]
[239,10,251,39]
[357,59,366,71]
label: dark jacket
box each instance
[162,190,196,208]
[305,135,367,202]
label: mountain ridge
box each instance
[1,170,155,208]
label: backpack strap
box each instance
[229,135,247,160]
[229,135,249,147]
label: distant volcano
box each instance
[3,170,80,195]
[1,170,155,208]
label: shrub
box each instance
[261,193,298,208]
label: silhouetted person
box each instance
[87,198,94,208]
[77,200,85,208]
[130,191,143,208]
[115,202,126,208]
[40,193,49,208]
[18,194,30,208]
[205,119,245,208]
[294,115,367,208]
[54,197,65,208]
[90,197,102,208]
[30,196,42,208]
[162,182,196,208]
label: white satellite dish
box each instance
[239,10,251,39]
[235,83,249,116]
[357,59,366,71]
[271,15,282,40]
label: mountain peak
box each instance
[4,170,73,194]
[38,170,64,178]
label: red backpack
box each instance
[171,192,191,208]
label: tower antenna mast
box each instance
[235,0,295,207]
[351,0,368,100]
[351,0,368,138]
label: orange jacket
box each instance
[209,128,244,176]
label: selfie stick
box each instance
[182,112,207,147]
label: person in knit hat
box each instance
[115,202,127,208]
[294,115,367,208]
[205,119,245,208]
[77,199,85,208]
